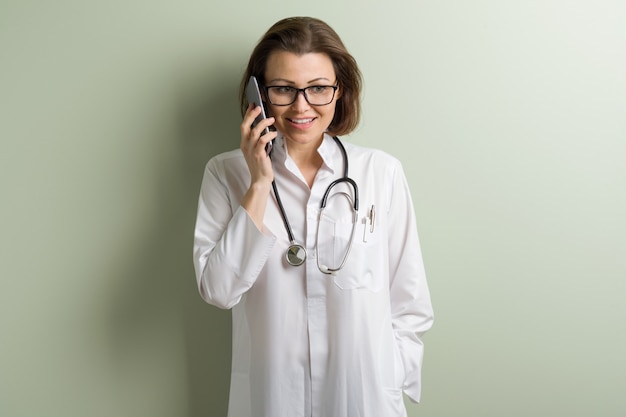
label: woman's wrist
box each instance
[241,180,272,230]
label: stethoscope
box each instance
[270,136,359,275]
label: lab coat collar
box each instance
[273,132,339,177]
[317,133,338,175]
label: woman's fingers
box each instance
[240,104,277,184]
[241,104,276,155]
[241,104,261,135]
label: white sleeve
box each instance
[193,159,276,309]
[386,160,434,403]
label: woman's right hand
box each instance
[240,103,278,186]
[240,104,278,230]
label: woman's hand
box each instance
[240,104,278,185]
[240,104,278,230]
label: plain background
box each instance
[1,1,625,416]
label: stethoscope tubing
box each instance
[320,176,359,211]
[271,179,297,244]
[270,136,359,273]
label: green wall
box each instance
[1,1,625,416]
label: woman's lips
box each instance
[287,117,316,129]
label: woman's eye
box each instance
[276,87,294,94]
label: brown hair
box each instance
[239,17,362,136]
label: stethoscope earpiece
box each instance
[318,265,337,276]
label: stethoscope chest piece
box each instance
[286,243,307,266]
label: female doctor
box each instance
[193,16,434,417]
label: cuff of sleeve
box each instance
[231,206,276,283]
[403,380,422,404]
[397,335,425,404]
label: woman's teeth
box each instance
[290,118,314,124]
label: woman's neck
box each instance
[286,137,324,188]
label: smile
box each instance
[288,117,316,124]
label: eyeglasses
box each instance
[265,85,339,106]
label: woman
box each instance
[193,16,433,417]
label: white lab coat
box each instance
[193,133,433,417]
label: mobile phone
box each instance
[245,76,273,155]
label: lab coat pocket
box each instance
[391,335,407,390]
[378,328,406,390]
[378,333,408,416]
[330,216,384,292]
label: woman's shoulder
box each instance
[205,148,245,169]
[202,149,249,182]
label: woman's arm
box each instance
[386,160,435,403]
[193,158,276,309]
[193,106,278,309]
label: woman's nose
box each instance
[291,90,310,111]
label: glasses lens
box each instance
[304,86,335,105]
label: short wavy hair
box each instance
[239,17,362,136]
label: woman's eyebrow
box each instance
[306,77,332,84]
[267,77,332,85]
[267,78,294,85]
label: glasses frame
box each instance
[264,85,339,106]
